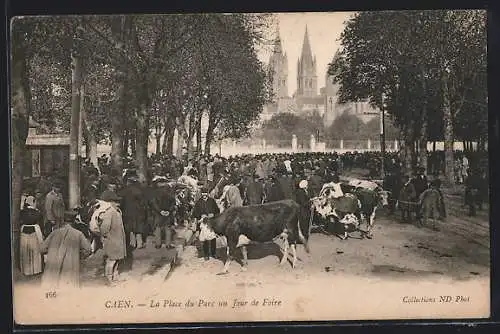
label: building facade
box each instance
[262,26,379,126]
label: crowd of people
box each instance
[17,149,488,288]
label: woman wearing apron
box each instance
[19,196,44,276]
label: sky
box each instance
[257,12,356,96]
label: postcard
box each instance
[11,11,489,325]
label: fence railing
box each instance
[90,139,481,157]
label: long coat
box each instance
[308,174,324,198]
[44,190,65,223]
[119,183,146,234]
[225,185,243,207]
[99,206,127,260]
[244,180,265,205]
[279,176,296,201]
[399,182,417,211]
[296,188,311,228]
[265,181,285,203]
[40,224,92,289]
[419,188,443,219]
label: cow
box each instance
[168,181,195,226]
[200,199,311,273]
[350,186,389,238]
[74,199,113,253]
[311,182,389,239]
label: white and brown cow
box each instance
[311,181,389,239]
[200,199,311,273]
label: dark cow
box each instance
[201,199,311,273]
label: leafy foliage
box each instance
[328,10,487,143]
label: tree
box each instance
[327,111,365,141]
[262,112,322,148]
[11,19,32,269]
[329,10,487,180]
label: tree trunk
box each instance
[69,51,83,209]
[419,119,428,174]
[135,94,150,184]
[122,128,129,157]
[164,127,175,155]
[109,16,130,172]
[204,113,217,156]
[156,131,162,156]
[176,113,191,159]
[11,33,31,271]
[442,69,455,184]
[187,114,196,160]
[111,77,126,172]
[82,104,98,169]
[130,128,136,156]
[419,70,428,174]
[196,117,202,156]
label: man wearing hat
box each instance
[150,177,177,249]
[411,167,428,199]
[223,175,243,208]
[192,186,220,260]
[44,182,66,237]
[120,175,146,249]
[307,168,324,198]
[40,210,92,289]
[244,173,266,205]
[99,190,127,285]
[296,179,312,230]
[411,166,428,221]
[418,179,444,230]
[278,169,296,202]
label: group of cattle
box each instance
[73,175,390,274]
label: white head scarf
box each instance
[24,196,36,208]
[299,180,308,189]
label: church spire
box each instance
[273,23,283,54]
[300,25,313,62]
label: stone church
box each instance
[261,26,379,127]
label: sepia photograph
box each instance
[10,10,489,325]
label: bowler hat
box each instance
[100,190,121,202]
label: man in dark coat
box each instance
[308,168,324,198]
[411,167,428,198]
[399,175,417,224]
[384,170,401,215]
[279,171,297,202]
[192,186,220,260]
[265,175,285,203]
[411,167,428,221]
[120,175,147,249]
[296,180,312,233]
[44,182,66,237]
[149,177,177,248]
[244,174,266,205]
[464,168,481,217]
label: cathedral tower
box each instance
[269,26,288,101]
[296,25,318,97]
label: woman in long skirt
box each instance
[19,196,44,276]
